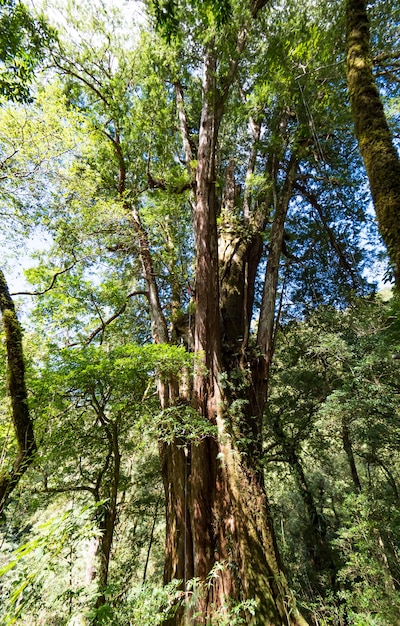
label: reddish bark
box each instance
[157,41,306,620]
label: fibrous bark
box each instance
[158,46,307,621]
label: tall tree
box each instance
[0,0,380,622]
[37,0,309,620]
[345,0,400,285]
[150,0,318,622]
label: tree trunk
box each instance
[143,494,162,583]
[0,270,36,514]
[270,413,336,587]
[158,40,307,626]
[342,417,362,494]
[345,0,400,284]
[94,505,118,610]
[92,421,121,613]
[162,437,307,625]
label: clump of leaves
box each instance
[157,404,217,444]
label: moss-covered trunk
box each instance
[0,270,36,514]
[345,0,400,283]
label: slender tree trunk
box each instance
[345,0,400,284]
[342,417,362,493]
[93,422,120,612]
[143,494,162,583]
[341,419,398,592]
[256,156,298,389]
[94,505,118,610]
[270,413,336,585]
[0,270,36,514]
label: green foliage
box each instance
[0,501,100,624]
[29,342,193,482]
[182,564,257,626]
[158,404,217,443]
[334,493,400,625]
[151,0,232,42]
[0,0,53,101]
[90,580,182,625]
[0,0,398,623]
[266,295,400,622]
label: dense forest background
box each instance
[0,0,399,624]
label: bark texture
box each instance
[158,60,307,621]
[133,5,308,624]
[0,270,36,514]
[346,0,400,284]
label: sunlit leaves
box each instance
[31,342,194,470]
[150,0,233,43]
[158,405,217,443]
[0,502,101,623]
[0,0,53,101]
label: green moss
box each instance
[346,0,400,284]
[0,270,36,514]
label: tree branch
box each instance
[70,290,148,347]
[37,484,97,496]
[12,259,82,296]
[294,182,359,288]
[251,0,270,18]
[130,206,169,344]
[52,55,111,107]
[175,80,195,171]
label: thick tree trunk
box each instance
[162,439,307,625]
[160,442,194,586]
[137,9,309,622]
[189,436,304,624]
[0,270,36,514]
[158,42,308,625]
[345,0,400,284]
